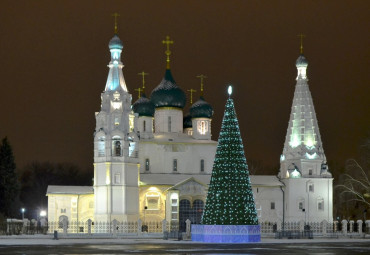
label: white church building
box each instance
[46,32,333,230]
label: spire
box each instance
[196,74,207,97]
[104,33,127,92]
[162,36,174,69]
[281,52,326,163]
[112,13,120,34]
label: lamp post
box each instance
[21,208,25,220]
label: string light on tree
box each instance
[201,85,259,225]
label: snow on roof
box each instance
[142,133,218,144]
[140,174,283,187]
[46,185,93,195]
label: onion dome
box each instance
[132,94,155,117]
[183,113,192,129]
[109,34,123,50]
[190,96,213,118]
[150,69,186,108]
[296,54,308,67]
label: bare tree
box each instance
[336,159,370,207]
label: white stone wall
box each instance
[138,142,216,174]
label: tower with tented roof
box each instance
[279,40,333,222]
[93,23,140,222]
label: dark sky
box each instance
[0,1,369,172]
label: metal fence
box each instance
[2,218,369,237]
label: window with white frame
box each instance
[168,116,172,132]
[308,183,314,192]
[197,120,208,135]
[98,137,105,156]
[318,199,324,211]
[298,199,305,210]
[146,191,160,210]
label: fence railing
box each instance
[2,218,370,237]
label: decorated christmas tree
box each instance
[201,86,258,225]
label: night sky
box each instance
[1,1,369,173]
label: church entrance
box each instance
[179,199,204,232]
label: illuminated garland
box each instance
[201,97,258,225]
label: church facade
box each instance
[47,33,333,229]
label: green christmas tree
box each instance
[201,88,258,225]
[0,137,19,217]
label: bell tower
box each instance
[93,18,139,223]
[279,37,333,223]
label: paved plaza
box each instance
[0,235,370,254]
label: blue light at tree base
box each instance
[191,86,261,243]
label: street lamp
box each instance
[21,208,25,220]
[40,210,47,217]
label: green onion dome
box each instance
[132,93,155,117]
[109,34,123,50]
[183,113,192,129]
[150,69,186,108]
[190,96,213,118]
[296,54,308,67]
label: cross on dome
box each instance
[196,74,207,96]
[138,71,149,90]
[112,13,120,34]
[162,36,174,69]
[298,33,305,54]
[187,88,197,104]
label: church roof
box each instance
[132,93,155,117]
[109,34,123,50]
[139,174,283,187]
[150,69,186,108]
[46,185,94,195]
[141,133,217,144]
[104,34,128,92]
[282,54,326,161]
[190,96,213,118]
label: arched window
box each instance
[179,199,191,232]
[200,159,205,172]
[145,159,150,171]
[59,215,68,229]
[173,159,178,172]
[143,120,146,132]
[112,136,122,156]
[168,116,172,132]
[193,200,204,224]
[98,137,105,157]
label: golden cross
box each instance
[138,71,149,90]
[298,33,306,54]
[187,89,197,104]
[135,87,143,99]
[112,13,120,34]
[162,35,174,69]
[196,74,207,96]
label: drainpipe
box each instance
[277,175,285,230]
